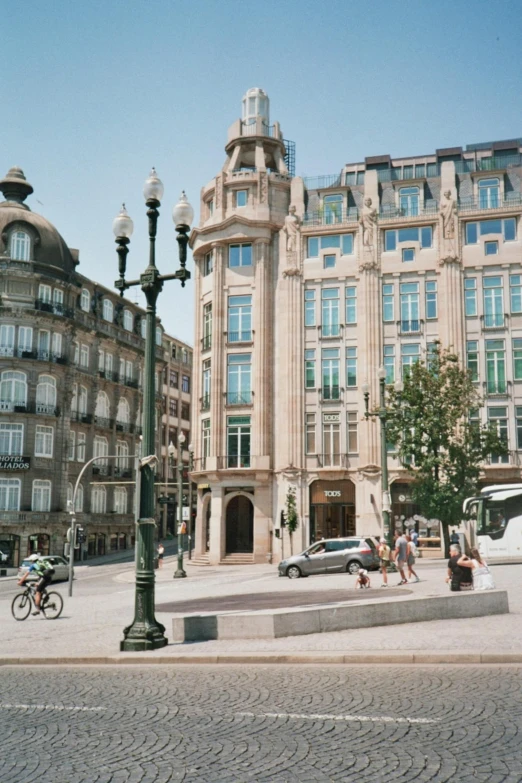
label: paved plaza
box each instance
[2,664,522,782]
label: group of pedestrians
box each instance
[376,530,420,588]
[446,544,496,591]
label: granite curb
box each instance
[2,651,522,666]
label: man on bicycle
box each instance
[17,554,54,615]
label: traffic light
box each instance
[75,526,86,547]
[280,510,286,528]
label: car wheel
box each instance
[286,565,301,579]
[346,560,362,575]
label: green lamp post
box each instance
[114,170,194,651]
[174,431,187,578]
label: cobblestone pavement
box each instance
[2,665,522,782]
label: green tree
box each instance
[385,346,507,556]
[285,486,299,555]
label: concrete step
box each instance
[220,553,254,565]
[191,554,211,566]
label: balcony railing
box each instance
[202,335,212,351]
[316,454,349,468]
[36,403,59,416]
[34,299,75,318]
[484,380,510,397]
[319,324,342,338]
[379,202,438,219]
[124,377,139,389]
[114,467,133,478]
[302,173,343,190]
[397,319,423,335]
[458,193,522,212]
[321,386,341,401]
[217,455,252,469]
[227,330,253,343]
[201,395,211,412]
[481,313,507,330]
[36,351,67,364]
[0,400,59,416]
[226,391,253,406]
[0,399,25,412]
[302,207,358,227]
[98,370,120,383]
[115,421,133,433]
[94,415,113,429]
[0,346,15,357]
[454,154,522,174]
[70,410,92,424]
[17,349,37,360]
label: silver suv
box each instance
[278,537,379,579]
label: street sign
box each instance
[182,507,189,521]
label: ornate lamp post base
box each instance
[120,623,168,652]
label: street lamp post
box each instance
[187,443,194,561]
[174,432,187,578]
[113,170,193,651]
[362,368,403,549]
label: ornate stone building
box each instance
[0,167,192,566]
[190,88,522,564]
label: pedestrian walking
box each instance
[355,568,371,589]
[393,530,408,585]
[406,535,420,583]
[410,528,419,547]
[449,530,460,546]
[378,538,391,587]
[446,544,473,591]
[157,542,165,568]
[457,547,496,590]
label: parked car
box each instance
[278,537,380,579]
[18,555,73,583]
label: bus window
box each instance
[483,504,507,538]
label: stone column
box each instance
[210,242,226,464]
[208,486,224,565]
[438,162,464,358]
[191,258,203,460]
[252,239,272,468]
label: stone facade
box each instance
[0,167,192,566]
[190,91,522,565]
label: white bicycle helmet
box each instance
[27,554,40,561]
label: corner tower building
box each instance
[191,90,522,564]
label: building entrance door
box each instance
[309,479,356,543]
[226,495,254,553]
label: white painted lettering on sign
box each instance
[324,490,341,498]
[323,414,340,422]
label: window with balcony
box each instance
[36,375,56,414]
[228,295,252,342]
[123,310,133,331]
[400,282,420,333]
[116,397,130,427]
[345,286,357,324]
[347,411,358,453]
[382,284,394,322]
[322,348,340,400]
[486,339,506,394]
[513,339,522,381]
[80,344,89,368]
[385,226,432,251]
[398,186,420,216]
[0,324,15,357]
[478,178,500,209]
[488,406,508,464]
[227,415,251,468]
[321,288,340,337]
[323,194,343,224]
[464,278,477,316]
[305,349,316,388]
[229,243,252,268]
[0,371,27,411]
[401,344,420,377]
[0,423,23,455]
[10,230,30,261]
[38,284,52,304]
[52,333,62,360]
[203,303,212,349]
[202,419,211,463]
[102,299,114,322]
[483,276,504,328]
[32,479,51,512]
[52,289,64,314]
[384,345,395,384]
[306,413,316,454]
[322,418,341,466]
[467,341,479,382]
[346,347,357,387]
[93,435,109,472]
[426,281,437,319]
[227,354,251,405]
[202,359,211,410]
[95,391,110,423]
[114,486,128,514]
[92,485,107,513]
[18,326,33,356]
[80,289,90,312]
[307,234,354,257]
[304,289,316,326]
[0,478,21,511]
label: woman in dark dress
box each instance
[446,544,473,591]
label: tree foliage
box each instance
[385,346,507,554]
[285,486,299,554]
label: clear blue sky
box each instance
[2,0,521,344]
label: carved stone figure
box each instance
[283,205,301,252]
[359,198,378,246]
[440,190,456,239]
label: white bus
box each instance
[463,484,522,559]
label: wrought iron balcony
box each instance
[227,330,253,344]
[483,380,511,397]
[201,334,212,351]
[0,347,15,357]
[94,415,113,429]
[302,207,358,227]
[115,421,133,433]
[70,410,92,424]
[379,202,438,219]
[397,319,423,335]
[226,391,253,406]
[481,313,507,331]
[36,403,60,416]
[217,455,252,469]
[316,454,349,468]
[201,394,211,412]
[458,193,522,212]
[320,386,341,402]
[34,299,74,318]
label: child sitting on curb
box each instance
[355,568,371,589]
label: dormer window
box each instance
[10,230,30,261]
[123,310,133,331]
[478,178,500,209]
[323,194,343,225]
[102,299,114,322]
[399,187,419,217]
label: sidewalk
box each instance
[2,559,522,666]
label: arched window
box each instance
[80,289,91,312]
[36,375,57,413]
[103,299,114,322]
[10,230,31,261]
[116,397,130,424]
[0,478,21,510]
[91,484,106,514]
[123,310,133,331]
[0,371,27,410]
[95,390,110,421]
[114,486,127,514]
[116,440,129,470]
[67,482,83,512]
[79,386,88,414]
[399,187,420,217]
[155,326,163,346]
[32,479,51,512]
[93,435,109,473]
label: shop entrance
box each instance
[0,533,20,567]
[226,495,254,553]
[309,479,356,543]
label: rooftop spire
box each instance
[0,167,34,208]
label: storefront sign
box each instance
[310,479,355,505]
[324,490,341,498]
[0,456,30,471]
[323,413,340,422]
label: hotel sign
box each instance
[0,456,31,471]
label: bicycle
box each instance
[11,581,64,620]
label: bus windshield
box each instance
[482,493,522,538]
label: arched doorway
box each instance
[226,495,254,553]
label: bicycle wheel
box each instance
[41,591,63,620]
[12,592,31,621]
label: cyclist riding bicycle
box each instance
[17,554,54,615]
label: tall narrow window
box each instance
[510,275,522,314]
[513,339,522,381]
[382,284,394,322]
[401,344,420,377]
[92,485,107,513]
[306,413,316,454]
[123,310,133,331]
[32,479,51,512]
[228,295,252,342]
[235,190,248,207]
[0,371,27,409]
[345,286,357,324]
[305,350,316,388]
[93,436,109,473]
[304,290,316,327]
[486,339,506,394]
[114,487,128,514]
[227,416,251,468]
[202,359,211,410]
[516,407,522,450]
[488,406,508,464]
[17,326,33,355]
[322,417,340,466]
[39,284,52,304]
[52,288,64,314]
[204,251,213,276]
[483,276,504,328]
[346,347,357,387]
[35,425,53,457]
[347,411,358,454]
[202,419,211,465]
[52,333,62,359]
[0,423,23,455]
[203,303,212,349]
[80,344,89,368]
[103,299,114,322]
[10,231,30,261]
[227,354,251,405]
[400,282,420,333]
[68,430,76,461]
[323,194,343,224]
[399,186,419,217]
[0,478,21,510]
[116,440,129,470]
[383,345,395,384]
[425,281,437,319]
[0,325,15,357]
[464,278,477,316]
[321,288,340,337]
[80,289,90,311]
[478,178,500,209]
[322,348,340,400]
[36,375,57,414]
[467,341,479,382]
[77,432,86,462]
